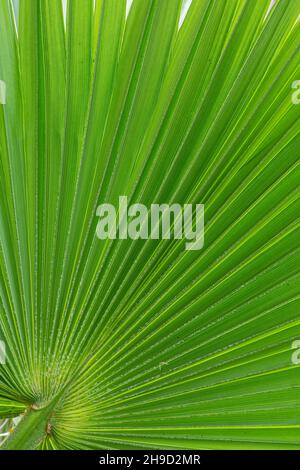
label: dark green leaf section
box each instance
[2,400,57,450]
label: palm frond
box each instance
[0,0,300,450]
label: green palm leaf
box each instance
[0,0,300,450]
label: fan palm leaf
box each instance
[0,0,300,450]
